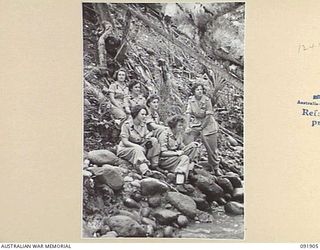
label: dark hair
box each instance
[146,94,160,107]
[128,80,141,91]
[131,105,149,119]
[191,83,205,95]
[114,68,127,81]
[167,115,185,130]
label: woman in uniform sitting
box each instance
[127,80,146,108]
[108,68,131,123]
[184,83,222,176]
[117,105,160,176]
[158,115,199,184]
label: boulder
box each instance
[131,180,141,188]
[232,188,244,203]
[124,176,134,182]
[148,195,162,208]
[102,231,118,238]
[88,149,121,166]
[177,215,189,227]
[192,197,210,211]
[217,177,234,194]
[117,210,140,222]
[140,178,168,196]
[163,226,174,237]
[140,207,151,218]
[94,165,124,191]
[193,175,224,202]
[166,192,197,218]
[130,192,142,202]
[153,209,180,225]
[224,201,244,215]
[224,176,243,188]
[141,217,157,228]
[107,215,145,237]
[123,198,140,209]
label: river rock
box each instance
[124,176,134,182]
[141,217,157,228]
[192,197,210,211]
[146,225,154,237]
[217,177,234,194]
[140,178,168,196]
[107,215,145,237]
[224,201,244,215]
[224,176,242,188]
[131,180,141,188]
[88,149,121,166]
[124,198,140,209]
[102,231,118,238]
[166,192,197,218]
[224,193,232,202]
[153,209,180,225]
[141,207,151,217]
[193,175,224,202]
[118,210,140,222]
[177,215,189,227]
[163,226,174,237]
[94,165,124,191]
[130,192,142,202]
[232,188,244,203]
[217,197,227,205]
[148,195,162,208]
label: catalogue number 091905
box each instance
[300,244,319,248]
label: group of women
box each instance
[108,68,222,185]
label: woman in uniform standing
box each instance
[185,83,222,176]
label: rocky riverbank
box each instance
[82,146,244,238]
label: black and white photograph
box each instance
[82,2,244,239]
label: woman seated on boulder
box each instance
[117,104,160,176]
[127,80,146,108]
[108,68,131,123]
[158,115,199,184]
[184,83,222,176]
[145,94,165,134]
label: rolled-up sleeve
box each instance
[158,131,168,152]
[120,123,130,139]
[205,98,214,115]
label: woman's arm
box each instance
[109,92,121,108]
[121,137,145,152]
[161,150,183,157]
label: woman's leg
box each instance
[117,146,150,174]
[182,142,200,162]
[201,132,220,170]
[145,137,160,168]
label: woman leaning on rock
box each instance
[117,104,160,176]
[184,83,222,176]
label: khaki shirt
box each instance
[159,128,184,152]
[109,82,129,107]
[119,120,149,147]
[146,109,160,125]
[128,94,146,108]
[186,95,218,135]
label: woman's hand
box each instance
[176,150,184,156]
